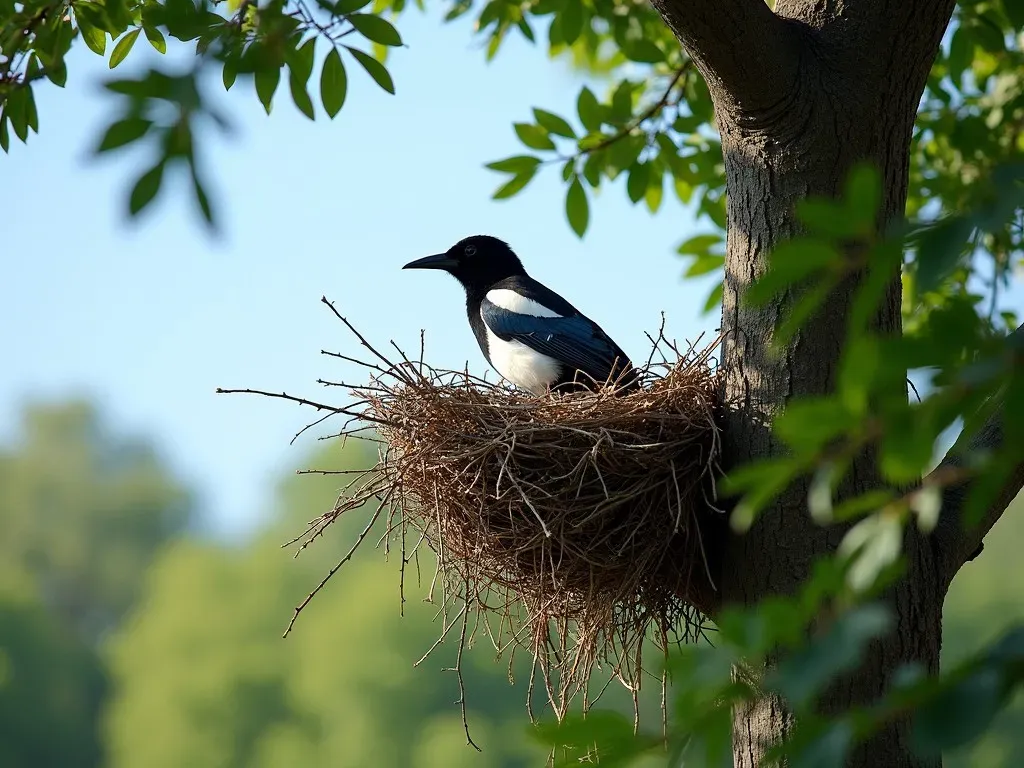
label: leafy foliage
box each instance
[0,0,410,225]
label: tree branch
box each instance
[932,328,1024,587]
[774,0,957,104]
[649,0,803,117]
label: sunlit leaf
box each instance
[345,47,395,94]
[347,13,403,47]
[108,28,139,68]
[493,167,538,199]
[486,155,541,174]
[514,123,556,151]
[254,66,280,114]
[129,161,165,215]
[144,25,167,54]
[532,108,575,139]
[566,177,589,238]
[320,48,348,117]
[95,117,152,153]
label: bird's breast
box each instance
[484,327,560,395]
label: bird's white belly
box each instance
[485,328,560,395]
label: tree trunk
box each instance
[648,1,958,765]
[714,72,945,768]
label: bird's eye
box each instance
[464,244,477,256]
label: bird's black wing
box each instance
[480,299,633,386]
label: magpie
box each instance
[403,235,636,395]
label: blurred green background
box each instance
[0,399,1020,767]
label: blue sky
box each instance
[1,9,718,537]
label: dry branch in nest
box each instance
[218,296,724,737]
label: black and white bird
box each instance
[403,235,636,395]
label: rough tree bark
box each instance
[647,1,1024,766]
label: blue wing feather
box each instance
[480,299,631,386]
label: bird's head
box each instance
[403,235,526,290]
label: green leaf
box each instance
[684,254,724,278]
[566,177,589,238]
[559,0,583,45]
[774,276,839,349]
[347,13,402,46]
[774,398,858,452]
[129,161,165,215]
[109,28,139,68]
[702,282,724,314]
[493,167,538,199]
[771,604,891,710]
[624,38,664,63]
[1004,0,1024,29]
[514,123,556,151]
[25,87,38,133]
[254,66,280,114]
[532,710,659,765]
[913,668,1008,754]
[964,456,1018,528]
[288,37,316,84]
[915,216,975,294]
[0,115,9,153]
[144,25,167,54]
[831,490,896,523]
[947,26,971,84]
[645,176,663,213]
[582,155,601,187]
[517,17,535,42]
[626,162,650,203]
[289,72,315,120]
[5,87,28,142]
[95,117,152,153]
[191,166,214,226]
[77,15,107,56]
[844,163,880,229]
[678,234,722,256]
[967,17,1004,53]
[577,86,603,133]
[486,155,541,174]
[335,0,371,11]
[797,198,868,239]
[727,457,806,531]
[345,47,395,94]
[745,239,839,307]
[320,48,348,118]
[607,134,644,174]
[609,80,634,123]
[47,59,69,87]
[674,176,694,205]
[839,514,904,591]
[789,721,854,768]
[532,108,575,139]
[222,59,238,91]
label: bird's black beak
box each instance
[403,253,458,271]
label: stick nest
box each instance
[223,297,723,725]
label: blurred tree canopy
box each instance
[0,400,191,768]
[942,497,1024,767]
[0,575,108,768]
[102,439,551,768]
[0,400,191,642]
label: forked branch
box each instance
[648,0,801,116]
[932,326,1024,587]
